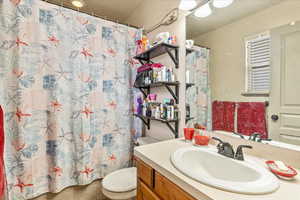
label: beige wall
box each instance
[194,0,300,102]
[126,1,188,140]
[125,0,181,31]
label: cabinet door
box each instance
[137,158,154,188]
[137,180,161,200]
[154,172,196,200]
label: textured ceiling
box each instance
[46,0,144,24]
[187,0,284,38]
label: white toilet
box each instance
[102,137,159,200]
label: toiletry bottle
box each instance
[163,105,167,119]
[146,104,152,117]
[142,101,147,116]
[157,70,161,82]
[137,97,143,115]
[167,68,170,82]
[155,106,160,119]
[170,68,175,82]
[168,105,172,120]
[174,106,180,120]
[170,105,174,120]
[152,104,156,117]
[160,103,164,119]
[186,70,190,83]
[162,66,167,82]
[186,104,190,118]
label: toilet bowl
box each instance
[102,167,137,200]
[102,137,159,200]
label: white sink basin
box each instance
[171,146,280,194]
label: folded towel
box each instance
[237,102,268,139]
[212,101,235,132]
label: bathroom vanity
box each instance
[134,139,300,200]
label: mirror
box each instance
[185,0,300,149]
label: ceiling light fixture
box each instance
[213,0,234,8]
[194,2,212,18]
[179,0,197,11]
[71,0,85,8]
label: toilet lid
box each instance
[102,167,137,193]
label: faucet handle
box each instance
[249,133,261,141]
[212,137,224,150]
[235,145,253,161]
[212,137,224,144]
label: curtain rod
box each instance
[41,0,141,30]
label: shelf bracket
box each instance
[165,47,179,68]
[185,117,194,124]
[138,88,148,98]
[165,122,178,138]
[135,115,150,130]
[138,59,146,65]
[165,85,179,104]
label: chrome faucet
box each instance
[212,137,253,161]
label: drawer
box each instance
[154,172,196,200]
[137,180,161,200]
[136,158,154,188]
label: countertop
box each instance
[134,139,300,200]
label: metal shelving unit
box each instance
[133,43,180,138]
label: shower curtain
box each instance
[186,46,212,130]
[0,0,142,199]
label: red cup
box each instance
[194,134,210,146]
[184,128,195,141]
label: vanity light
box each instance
[213,0,234,8]
[194,2,212,18]
[71,0,85,8]
[179,0,197,11]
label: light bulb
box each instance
[71,0,85,8]
[213,0,234,8]
[194,3,212,18]
[179,0,197,11]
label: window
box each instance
[245,32,271,94]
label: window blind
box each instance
[246,33,271,93]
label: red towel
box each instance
[237,102,268,139]
[212,101,235,132]
[0,106,5,198]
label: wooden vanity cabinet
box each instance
[136,158,197,200]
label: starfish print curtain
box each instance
[0,0,142,199]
